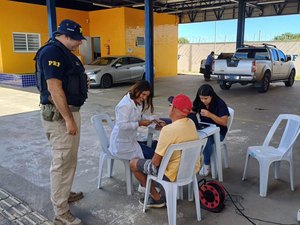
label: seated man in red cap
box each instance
[130,93,200,208]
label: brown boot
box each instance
[54,210,84,225]
[68,191,84,203]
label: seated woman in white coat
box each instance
[109,80,162,160]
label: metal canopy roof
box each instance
[10,0,300,23]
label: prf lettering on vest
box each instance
[48,61,61,67]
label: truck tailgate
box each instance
[213,59,254,75]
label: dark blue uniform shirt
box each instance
[198,98,229,137]
[36,40,87,106]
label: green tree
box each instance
[273,32,300,41]
[178,37,189,44]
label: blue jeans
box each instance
[203,134,225,165]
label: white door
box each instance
[79,36,92,65]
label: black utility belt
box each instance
[40,104,80,122]
[41,104,80,112]
[40,104,60,121]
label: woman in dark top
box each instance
[190,84,229,176]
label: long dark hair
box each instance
[192,84,220,111]
[128,80,154,113]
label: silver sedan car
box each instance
[85,56,145,88]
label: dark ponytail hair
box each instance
[192,84,220,112]
[128,80,154,113]
[196,84,215,97]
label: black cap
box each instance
[53,19,86,41]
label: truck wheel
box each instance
[219,82,231,90]
[284,69,295,87]
[257,72,270,93]
[101,74,113,88]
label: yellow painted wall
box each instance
[0,41,3,72]
[89,8,126,56]
[0,2,178,77]
[0,1,88,74]
[124,8,145,57]
[124,8,178,76]
[153,12,178,76]
[0,1,46,73]
[79,7,178,76]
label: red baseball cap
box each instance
[168,94,192,116]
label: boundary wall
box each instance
[178,41,300,79]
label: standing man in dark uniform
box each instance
[35,19,88,225]
[204,51,215,81]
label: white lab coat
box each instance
[109,93,153,160]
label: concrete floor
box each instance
[1,75,300,225]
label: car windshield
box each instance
[89,57,117,66]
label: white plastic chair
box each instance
[242,114,300,197]
[143,139,207,225]
[211,107,234,173]
[91,114,133,195]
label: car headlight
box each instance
[86,70,101,76]
[88,74,96,79]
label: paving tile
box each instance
[0,190,9,201]
[0,213,13,225]
[0,188,52,225]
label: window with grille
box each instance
[13,33,40,52]
[135,37,144,47]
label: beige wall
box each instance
[178,41,300,79]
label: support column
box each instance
[144,0,154,91]
[46,0,57,38]
[236,0,246,49]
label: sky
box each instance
[178,14,300,43]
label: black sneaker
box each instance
[139,196,166,208]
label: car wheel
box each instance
[284,69,295,87]
[101,74,112,88]
[219,82,231,90]
[257,72,270,93]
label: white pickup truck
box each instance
[199,53,233,75]
[211,44,296,93]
